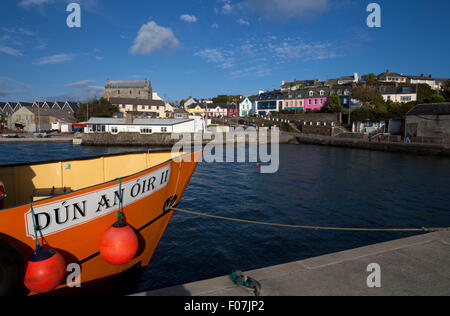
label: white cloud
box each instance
[180,14,197,23]
[221,0,233,14]
[18,0,54,9]
[130,21,179,55]
[237,18,250,25]
[274,41,338,61]
[18,28,35,36]
[0,46,24,57]
[211,23,219,29]
[230,64,271,78]
[35,53,75,65]
[245,0,329,19]
[66,80,96,88]
[0,78,30,97]
[0,31,23,56]
[195,48,235,69]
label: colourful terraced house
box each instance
[282,91,305,111]
[303,88,329,111]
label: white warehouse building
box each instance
[85,117,196,134]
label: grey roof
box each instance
[379,85,417,94]
[109,98,164,107]
[18,102,33,107]
[105,79,151,89]
[407,103,450,116]
[87,117,193,126]
[377,71,406,78]
[21,106,75,122]
[281,79,320,89]
[173,108,189,114]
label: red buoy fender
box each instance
[24,247,66,294]
[100,220,139,266]
[0,182,6,209]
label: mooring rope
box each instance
[171,208,450,233]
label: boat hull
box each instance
[0,150,202,295]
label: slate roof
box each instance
[105,79,151,89]
[407,103,450,116]
[377,71,406,78]
[379,85,417,94]
[86,117,193,126]
[109,98,165,107]
[21,106,76,122]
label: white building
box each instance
[407,75,447,90]
[51,122,72,133]
[379,85,417,103]
[85,118,196,134]
[239,97,254,117]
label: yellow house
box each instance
[186,103,206,117]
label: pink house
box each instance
[303,88,329,111]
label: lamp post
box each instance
[34,98,41,133]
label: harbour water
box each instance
[1,142,449,293]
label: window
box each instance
[161,127,168,133]
[111,127,118,134]
[140,128,152,134]
[309,91,313,97]
[401,96,412,102]
[320,90,324,96]
[93,124,106,133]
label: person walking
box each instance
[406,133,411,143]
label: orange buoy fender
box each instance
[24,247,66,294]
[100,220,138,266]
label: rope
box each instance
[29,202,44,250]
[117,179,124,221]
[171,208,450,233]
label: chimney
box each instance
[386,69,391,74]
[429,74,432,78]
[421,74,425,77]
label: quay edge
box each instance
[133,231,450,296]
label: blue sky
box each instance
[0,0,449,102]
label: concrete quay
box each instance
[134,231,450,296]
[290,133,450,157]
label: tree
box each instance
[321,93,342,113]
[417,83,435,103]
[442,80,450,101]
[428,94,446,103]
[361,73,378,86]
[352,86,384,105]
[212,95,229,103]
[75,97,119,122]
